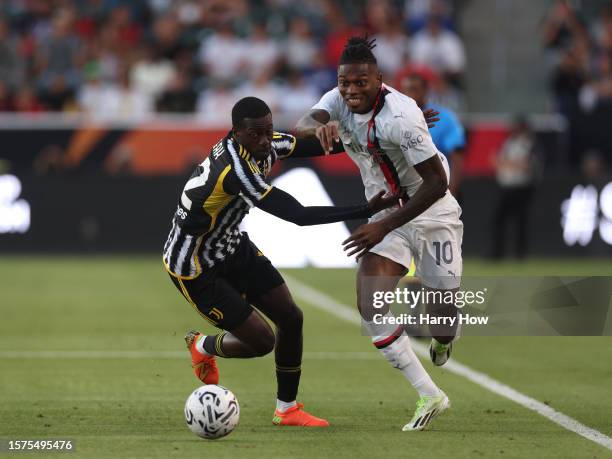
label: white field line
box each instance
[283,274,612,452]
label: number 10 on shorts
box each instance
[433,241,453,266]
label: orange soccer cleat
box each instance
[184,330,219,385]
[272,403,330,427]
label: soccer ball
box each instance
[184,384,240,439]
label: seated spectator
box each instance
[39,74,76,112]
[198,0,249,29]
[278,69,320,116]
[0,81,13,111]
[130,43,177,99]
[373,14,410,77]
[79,65,152,120]
[233,69,281,113]
[196,81,239,126]
[0,18,24,90]
[81,32,121,85]
[198,22,247,85]
[284,17,319,72]
[404,0,454,34]
[156,71,197,113]
[13,86,44,113]
[151,12,185,61]
[324,4,363,68]
[243,23,281,80]
[410,14,466,86]
[107,4,142,48]
[35,9,82,90]
[304,53,337,94]
[364,0,391,33]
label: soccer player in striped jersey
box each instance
[164,96,397,427]
[296,37,463,431]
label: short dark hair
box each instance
[339,36,377,66]
[232,97,271,127]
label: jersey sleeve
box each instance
[390,102,439,166]
[223,138,272,205]
[311,88,342,121]
[272,131,297,160]
[255,187,371,226]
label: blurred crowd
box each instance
[0,0,466,122]
[542,0,612,170]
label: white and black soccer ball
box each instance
[184,384,240,439]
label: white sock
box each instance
[276,399,297,413]
[369,321,440,398]
[399,343,440,397]
[195,335,210,356]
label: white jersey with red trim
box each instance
[314,84,463,288]
[312,84,450,202]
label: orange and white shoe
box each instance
[272,403,329,427]
[184,330,219,385]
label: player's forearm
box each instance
[257,187,371,226]
[378,178,447,232]
[295,109,330,138]
[287,204,370,226]
[295,116,322,138]
[290,137,345,158]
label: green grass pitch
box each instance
[1,257,611,458]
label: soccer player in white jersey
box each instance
[296,37,463,431]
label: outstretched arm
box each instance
[295,109,342,154]
[295,109,330,137]
[288,137,345,158]
[342,155,448,258]
[296,106,439,154]
[256,187,398,226]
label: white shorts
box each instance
[368,193,463,290]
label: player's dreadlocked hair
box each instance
[338,36,377,66]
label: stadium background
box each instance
[1,1,612,457]
[0,0,611,261]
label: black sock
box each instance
[276,365,301,402]
[202,333,227,357]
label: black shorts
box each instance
[169,235,285,331]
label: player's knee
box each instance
[270,301,303,331]
[251,329,275,356]
[279,303,303,331]
[357,300,377,322]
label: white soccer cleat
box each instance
[402,391,450,431]
[429,339,453,366]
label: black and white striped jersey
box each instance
[163,131,296,278]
